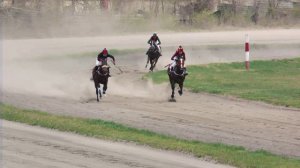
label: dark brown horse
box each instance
[168,56,186,101]
[145,45,161,72]
[92,65,109,102]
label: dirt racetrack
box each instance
[2,29,300,160]
[2,120,234,168]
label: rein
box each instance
[172,69,185,76]
[96,66,109,77]
[169,57,185,76]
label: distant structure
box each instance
[1,0,299,22]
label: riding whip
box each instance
[110,60,123,73]
[164,63,171,68]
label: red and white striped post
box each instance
[245,34,250,70]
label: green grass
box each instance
[1,104,300,168]
[38,43,300,61]
[147,58,300,108]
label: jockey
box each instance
[91,48,115,80]
[170,45,188,75]
[146,32,162,56]
[97,48,115,66]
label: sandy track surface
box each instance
[2,120,234,168]
[2,29,300,160]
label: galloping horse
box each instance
[92,65,110,102]
[168,56,186,100]
[146,44,161,72]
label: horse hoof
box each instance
[168,98,176,102]
[178,90,183,96]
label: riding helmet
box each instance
[102,48,108,55]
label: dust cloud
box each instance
[2,30,300,101]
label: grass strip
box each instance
[1,104,299,168]
[41,43,300,60]
[147,58,300,108]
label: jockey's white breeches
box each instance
[96,59,100,66]
[170,60,176,68]
[157,45,161,53]
[170,59,186,68]
[151,43,161,53]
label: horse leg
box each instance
[152,58,158,70]
[170,80,175,99]
[99,85,102,99]
[178,82,183,96]
[103,81,107,95]
[145,56,149,68]
[149,59,154,71]
[95,83,99,102]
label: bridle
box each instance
[97,65,109,76]
[173,57,185,76]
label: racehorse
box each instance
[146,44,161,72]
[168,56,186,101]
[92,65,109,102]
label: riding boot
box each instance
[184,69,188,76]
[91,66,98,81]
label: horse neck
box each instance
[99,58,108,65]
[150,47,158,55]
[151,43,158,50]
[174,59,184,74]
[97,66,108,75]
[177,58,184,68]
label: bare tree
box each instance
[111,0,124,14]
[154,0,159,16]
[267,0,279,19]
[194,0,214,12]
[100,0,109,11]
[161,0,164,14]
[251,0,260,24]
[172,0,177,15]
[71,0,76,14]
[12,0,26,8]
[231,0,242,16]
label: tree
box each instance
[251,0,261,24]
[267,0,279,19]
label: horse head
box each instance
[174,56,185,75]
[149,45,157,53]
[97,65,109,76]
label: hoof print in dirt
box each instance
[168,98,176,102]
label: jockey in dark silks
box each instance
[97,48,115,66]
[146,32,162,56]
[91,48,115,80]
[170,45,188,75]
